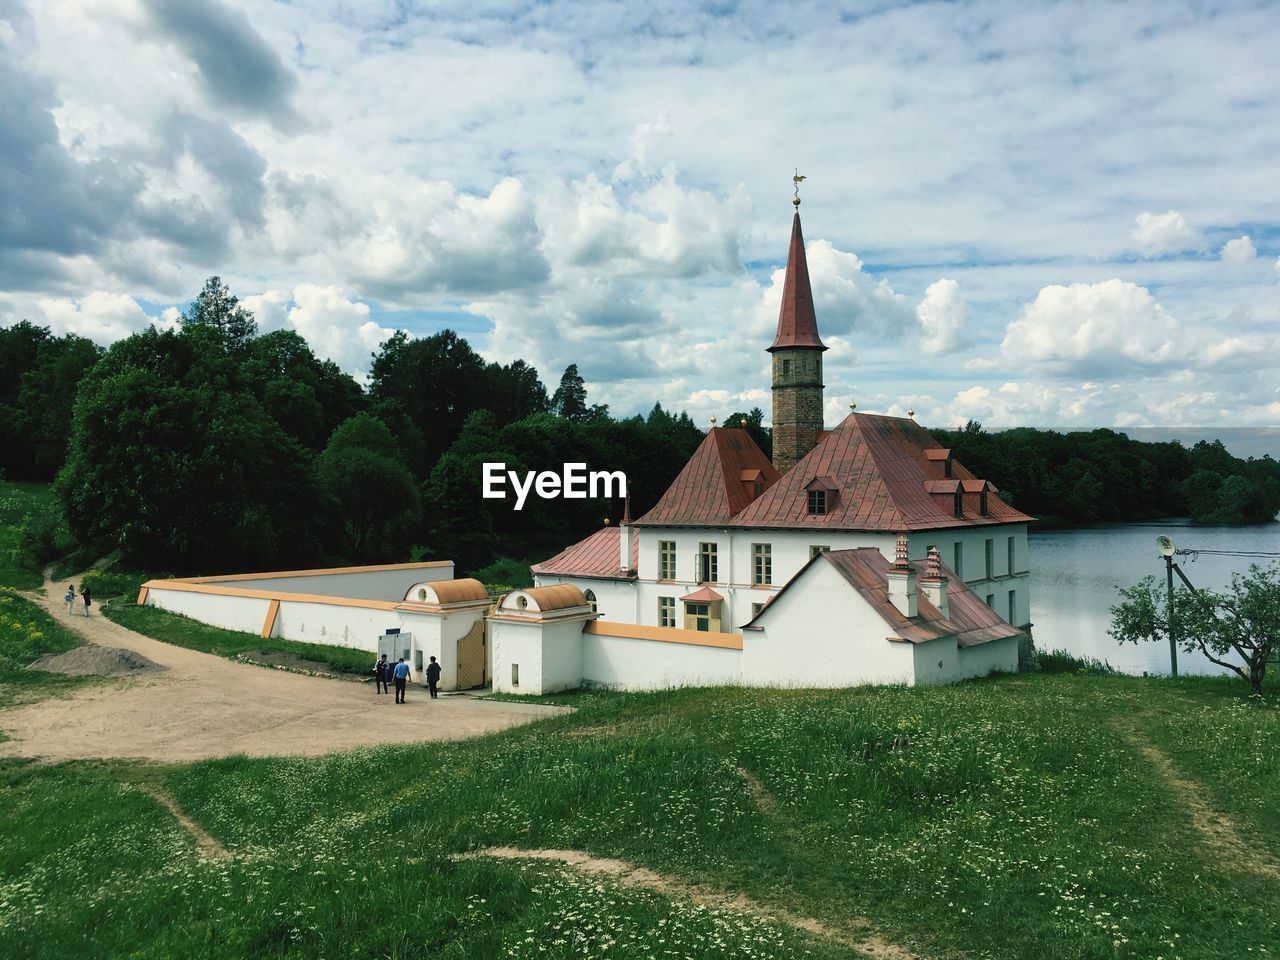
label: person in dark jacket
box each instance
[425,656,441,699]
[373,653,390,695]
[81,584,93,618]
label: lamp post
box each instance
[1157,535,1178,677]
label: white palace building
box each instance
[141,202,1030,695]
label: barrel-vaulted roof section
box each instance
[730,413,1033,532]
[634,428,778,527]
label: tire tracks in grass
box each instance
[454,847,920,960]
[1114,716,1280,881]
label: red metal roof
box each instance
[729,412,1034,532]
[680,586,724,602]
[768,211,827,353]
[531,526,638,580]
[747,547,1023,646]
[634,428,779,527]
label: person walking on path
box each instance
[392,658,410,703]
[81,584,93,618]
[373,653,390,695]
[64,584,76,615]
[425,656,441,699]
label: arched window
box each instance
[584,589,598,613]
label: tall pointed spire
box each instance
[768,209,827,352]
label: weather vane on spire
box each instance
[783,167,803,206]
[792,168,805,206]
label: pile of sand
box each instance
[28,646,166,677]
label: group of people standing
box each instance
[373,653,442,703]
[64,583,92,617]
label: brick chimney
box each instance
[919,545,949,619]
[885,533,917,618]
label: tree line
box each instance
[3,276,1277,580]
[932,421,1280,525]
[1,278,707,578]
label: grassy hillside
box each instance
[0,590,86,708]
[1,675,1277,959]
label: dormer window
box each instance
[804,476,838,515]
[980,489,989,516]
[953,490,963,518]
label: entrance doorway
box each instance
[456,620,487,689]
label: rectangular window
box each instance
[782,358,792,377]
[809,545,831,558]
[985,538,994,579]
[751,602,764,618]
[658,540,676,580]
[752,543,772,585]
[686,601,710,631]
[1007,536,1016,575]
[985,593,995,609]
[511,663,519,687]
[953,542,964,580]
[698,542,718,583]
[1008,590,1017,624]
[807,489,827,515]
[658,596,675,627]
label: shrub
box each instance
[1037,647,1119,675]
[470,556,534,589]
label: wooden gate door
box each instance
[455,620,487,689]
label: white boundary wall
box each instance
[209,563,453,602]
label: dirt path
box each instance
[457,847,919,960]
[0,570,569,763]
[137,783,233,861]
[1117,720,1280,880]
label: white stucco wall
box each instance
[740,561,918,687]
[581,630,741,691]
[146,587,273,635]
[213,563,454,602]
[146,582,485,690]
[490,618,585,695]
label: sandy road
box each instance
[0,571,568,763]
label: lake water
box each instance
[1028,521,1280,675]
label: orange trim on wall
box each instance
[172,560,453,585]
[585,620,742,650]
[136,586,150,606]
[261,599,280,638]
[142,579,404,610]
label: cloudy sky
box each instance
[3,0,1279,444]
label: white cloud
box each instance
[1220,235,1256,263]
[916,278,969,355]
[284,284,394,375]
[243,285,394,376]
[1132,211,1202,256]
[32,292,155,345]
[994,279,1180,373]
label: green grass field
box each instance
[1,674,1277,959]
[103,601,376,677]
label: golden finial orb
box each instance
[908,408,915,418]
[710,416,718,427]
[848,401,857,411]
[792,168,805,206]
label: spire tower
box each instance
[769,177,827,474]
